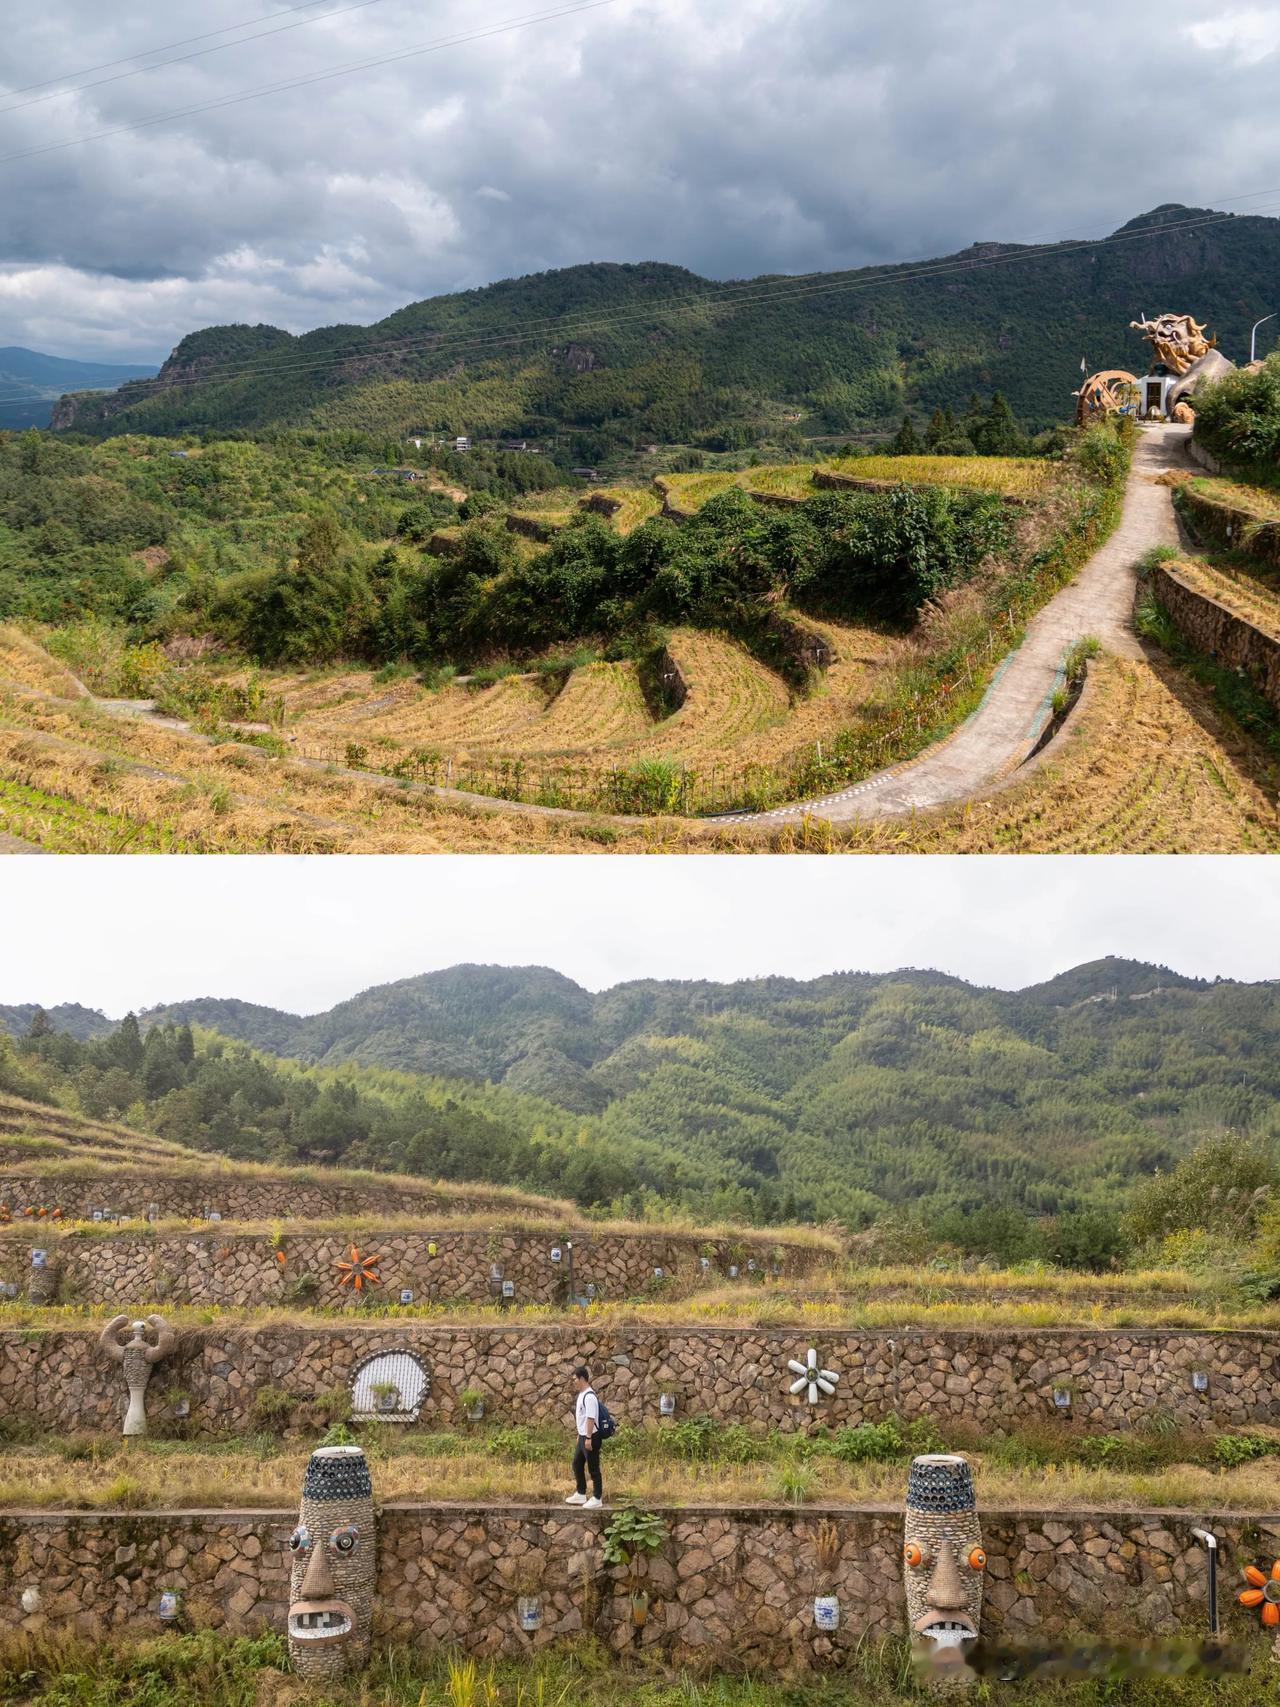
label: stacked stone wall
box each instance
[0,1228,805,1308]
[0,1502,1270,1663]
[0,1172,555,1223]
[1152,561,1280,710]
[1,1324,1274,1437]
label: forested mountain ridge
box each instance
[0,347,156,430]
[49,206,1280,455]
[1,959,1276,1228]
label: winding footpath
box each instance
[0,426,1198,848]
[729,424,1194,825]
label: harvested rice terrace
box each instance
[1166,554,1280,637]
[187,623,897,813]
[655,455,1056,516]
[1,640,1277,852]
[4,1421,1280,1514]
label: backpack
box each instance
[593,1392,617,1442]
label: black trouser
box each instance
[573,1432,602,1498]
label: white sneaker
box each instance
[584,1496,603,1509]
[564,1492,587,1505]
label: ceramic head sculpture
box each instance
[287,1445,376,1679]
[903,1455,984,1675]
[98,1313,175,1437]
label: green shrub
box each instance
[1212,1433,1277,1469]
[608,759,687,815]
[1126,1135,1277,1245]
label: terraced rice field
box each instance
[0,1095,197,1165]
[0,677,650,852]
[288,630,795,770]
[294,672,551,754]
[821,454,1057,497]
[1167,554,1280,638]
[0,629,85,698]
[654,455,1055,516]
[580,485,663,533]
[507,660,653,752]
[833,653,1280,853]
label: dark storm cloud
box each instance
[1,0,1278,358]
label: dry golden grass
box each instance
[828,653,1280,853]
[822,455,1056,497]
[0,628,88,698]
[1188,476,1280,523]
[295,674,550,755]
[5,1435,1279,1515]
[639,629,790,761]
[508,662,653,752]
[3,601,1276,852]
[0,1095,196,1162]
[1166,555,1280,639]
[7,1266,1276,1334]
[580,486,663,533]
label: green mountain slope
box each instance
[50,206,1280,453]
[4,959,1278,1225]
[0,347,156,429]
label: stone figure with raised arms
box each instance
[97,1313,175,1437]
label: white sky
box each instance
[3,855,1278,1016]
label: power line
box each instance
[0,0,403,119]
[5,197,1276,411]
[2,1,376,98]
[0,0,623,166]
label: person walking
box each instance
[564,1364,603,1509]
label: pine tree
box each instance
[111,1013,145,1074]
[891,414,921,455]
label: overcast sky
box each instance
[2,856,1278,1016]
[3,0,1280,360]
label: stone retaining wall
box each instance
[0,1172,555,1225]
[0,1228,798,1308]
[1187,436,1224,476]
[2,1324,1274,1437]
[1152,560,1280,710]
[1176,481,1280,572]
[0,1501,1269,1663]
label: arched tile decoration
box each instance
[349,1349,430,1423]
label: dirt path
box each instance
[733,424,1194,825]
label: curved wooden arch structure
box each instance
[1073,370,1139,426]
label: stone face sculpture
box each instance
[98,1313,175,1437]
[903,1454,985,1675]
[287,1445,376,1680]
[1130,312,1218,375]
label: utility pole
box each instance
[1250,314,1275,363]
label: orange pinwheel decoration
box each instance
[335,1245,381,1292]
[1240,1560,1280,1626]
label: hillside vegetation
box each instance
[4,959,1280,1234]
[51,205,1280,455]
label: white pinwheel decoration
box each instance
[787,1347,840,1405]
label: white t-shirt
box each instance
[575,1388,599,1438]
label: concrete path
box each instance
[733,424,1194,825]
